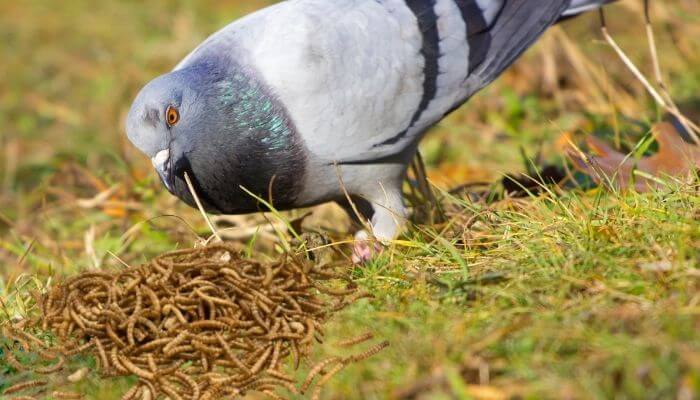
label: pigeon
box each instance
[126,0,616,260]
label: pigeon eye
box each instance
[166,106,180,127]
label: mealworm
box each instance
[194,289,236,308]
[301,357,341,393]
[189,320,229,331]
[267,340,283,371]
[146,354,157,373]
[110,347,129,374]
[92,338,109,372]
[174,371,200,400]
[348,340,390,362]
[109,302,129,320]
[218,318,254,329]
[124,277,143,294]
[250,299,269,327]
[81,316,105,330]
[139,380,157,400]
[3,349,26,371]
[119,355,155,380]
[301,318,315,344]
[261,263,274,288]
[159,360,185,375]
[72,299,95,317]
[163,304,188,325]
[120,384,141,400]
[297,299,324,311]
[135,337,171,354]
[261,389,285,400]
[51,391,84,399]
[200,352,210,373]
[163,331,189,353]
[34,355,65,374]
[316,361,346,387]
[5,243,378,400]
[2,380,47,395]
[313,283,357,296]
[240,378,293,394]
[194,334,220,345]
[106,323,127,348]
[311,386,323,400]
[291,339,301,370]
[136,317,160,338]
[249,345,274,375]
[127,316,137,346]
[266,332,303,340]
[180,278,216,291]
[140,286,161,315]
[84,289,109,302]
[192,339,221,357]
[63,340,94,356]
[174,295,199,306]
[338,332,375,347]
[164,345,193,358]
[159,380,185,400]
[216,333,252,375]
[350,291,376,302]
[196,301,207,320]
[36,346,59,361]
[266,368,295,382]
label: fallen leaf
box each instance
[561,122,700,192]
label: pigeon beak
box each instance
[151,149,174,193]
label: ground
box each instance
[0,1,699,399]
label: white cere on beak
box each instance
[151,149,170,170]
[151,149,174,192]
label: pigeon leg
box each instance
[350,186,407,264]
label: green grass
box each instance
[1,1,699,399]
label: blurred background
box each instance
[1,1,699,398]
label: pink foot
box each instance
[351,231,384,264]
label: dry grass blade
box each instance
[183,171,222,243]
[598,7,700,144]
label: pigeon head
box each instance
[126,57,306,214]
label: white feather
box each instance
[475,0,504,25]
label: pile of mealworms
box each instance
[1,244,388,399]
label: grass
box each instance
[1,0,699,399]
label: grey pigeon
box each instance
[126,0,616,258]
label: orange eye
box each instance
[166,106,180,126]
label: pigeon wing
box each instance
[325,0,575,164]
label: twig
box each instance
[598,9,664,106]
[642,0,699,142]
[598,7,700,144]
